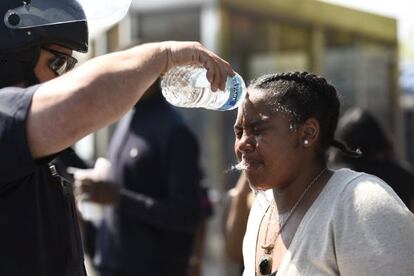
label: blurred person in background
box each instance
[73,79,205,276]
[234,72,414,276]
[330,107,414,213]
[0,0,234,275]
[188,187,214,276]
[225,172,253,273]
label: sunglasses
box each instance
[42,47,78,76]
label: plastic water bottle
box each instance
[161,65,246,111]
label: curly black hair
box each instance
[249,71,360,162]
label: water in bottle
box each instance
[160,65,246,111]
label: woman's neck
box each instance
[271,165,328,214]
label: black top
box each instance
[94,92,203,275]
[0,86,85,276]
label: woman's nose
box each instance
[236,133,256,153]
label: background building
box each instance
[401,61,414,165]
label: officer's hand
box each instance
[161,41,235,92]
[74,177,120,205]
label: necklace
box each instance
[258,167,327,275]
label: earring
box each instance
[304,140,309,145]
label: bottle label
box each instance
[218,75,244,111]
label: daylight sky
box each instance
[320,0,414,38]
[320,0,414,59]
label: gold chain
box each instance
[260,167,327,254]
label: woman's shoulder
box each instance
[331,168,393,194]
[325,172,414,275]
[330,168,410,217]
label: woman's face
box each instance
[234,89,304,190]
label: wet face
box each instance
[234,89,305,190]
[34,44,73,82]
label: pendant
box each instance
[259,254,272,275]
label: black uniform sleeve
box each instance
[0,86,38,183]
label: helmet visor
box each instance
[4,0,131,30]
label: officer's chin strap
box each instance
[0,45,40,88]
[24,45,41,86]
[25,70,40,86]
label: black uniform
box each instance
[0,86,86,276]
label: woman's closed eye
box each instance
[234,127,243,139]
[251,126,264,135]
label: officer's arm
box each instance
[27,41,233,159]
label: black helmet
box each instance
[0,0,88,54]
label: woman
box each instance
[233,72,414,276]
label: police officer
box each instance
[0,0,234,275]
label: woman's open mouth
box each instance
[235,158,263,171]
